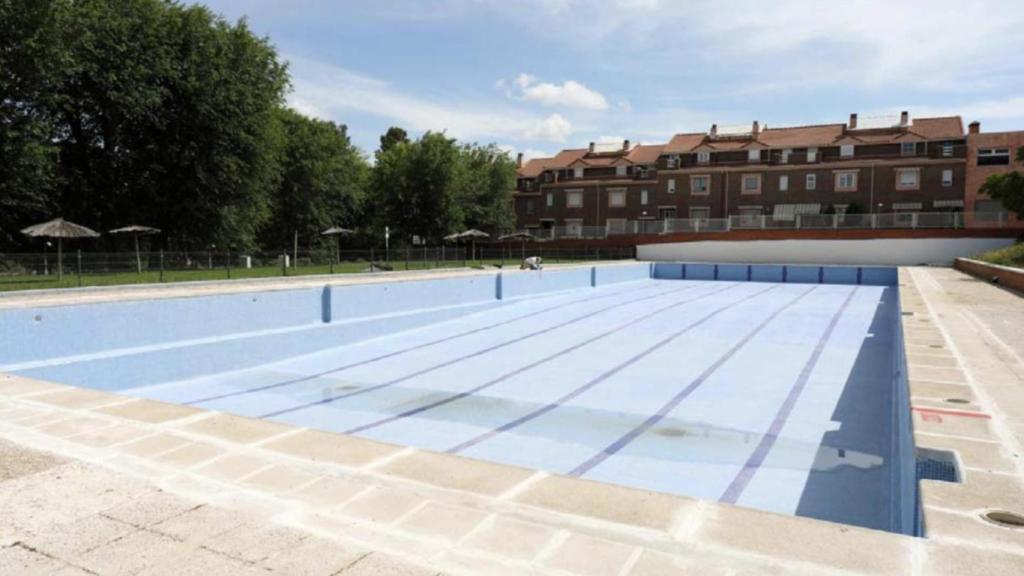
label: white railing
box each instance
[520,211,1014,240]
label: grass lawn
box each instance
[974,242,1024,270]
[0,256,595,292]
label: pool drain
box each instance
[981,510,1024,529]
[945,398,970,405]
[915,448,960,484]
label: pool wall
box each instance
[1,264,649,388]
[1,261,904,396]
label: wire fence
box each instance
[0,245,636,291]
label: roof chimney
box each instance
[969,121,980,135]
[710,124,717,137]
[588,141,595,153]
[848,113,858,129]
[622,139,630,151]
[752,121,760,135]
[900,110,909,126]
[516,152,523,168]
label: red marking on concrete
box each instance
[912,406,991,420]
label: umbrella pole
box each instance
[134,234,142,274]
[57,238,63,281]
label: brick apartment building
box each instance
[513,112,1023,235]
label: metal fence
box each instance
[0,245,636,289]
[530,211,1016,240]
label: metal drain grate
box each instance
[916,449,960,483]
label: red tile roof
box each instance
[516,115,965,176]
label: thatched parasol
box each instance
[446,229,490,261]
[21,218,100,280]
[109,224,161,274]
[322,226,355,270]
[498,231,537,260]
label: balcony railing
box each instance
[523,211,1014,240]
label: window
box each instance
[566,190,583,208]
[640,190,649,205]
[524,179,533,191]
[835,171,857,191]
[689,207,711,220]
[545,172,553,182]
[806,173,817,190]
[636,166,647,178]
[781,149,791,164]
[742,174,762,194]
[608,190,626,207]
[807,147,818,163]
[615,165,627,176]
[573,166,584,178]
[978,148,1011,166]
[748,149,761,162]
[840,144,854,157]
[666,155,679,169]
[779,175,789,191]
[896,168,920,190]
[658,207,676,219]
[739,206,763,216]
[690,175,710,195]
[546,192,553,207]
[901,142,916,156]
[606,219,627,234]
[667,178,676,194]
[941,143,954,158]
[697,151,710,164]
[834,204,849,216]
[526,199,535,215]
[942,169,953,187]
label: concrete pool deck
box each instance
[1,265,1023,575]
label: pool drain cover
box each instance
[982,511,1024,529]
[945,398,970,405]
[915,448,960,484]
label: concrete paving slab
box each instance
[379,451,536,497]
[241,464,319,495]
[182,413,293,444]
[462,516,557,561]
[396,501,490,545]
[340,486,428,526]
[541,532,637,576]
[194,453,274,482]
[96,398,204,423]
[513,474,692,532]
[262,428,403,468]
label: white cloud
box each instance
[524,113,574,142]
[484,0,1024,93]
[286,57,575,143]
[511,73,610,110]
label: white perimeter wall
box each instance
[637,238,1015,266]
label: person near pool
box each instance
[521,256,543,270]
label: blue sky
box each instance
[202,0,1024,159]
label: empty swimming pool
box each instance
[0,263,916,534]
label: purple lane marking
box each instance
[567,285,819,478]
[346,282,746,435]
[184,281,666,406]
[447,283,781,454]
[718,286,858,505]
[258,282,703,419]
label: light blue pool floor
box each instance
[122,279,900,532]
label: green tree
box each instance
[0,0,63,243]
[372,131,460,242]
[453,143,517,235]
[2,0,289,250]
[378,126,409,155]
[979,147,1024,216]
[260,108,368,251]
